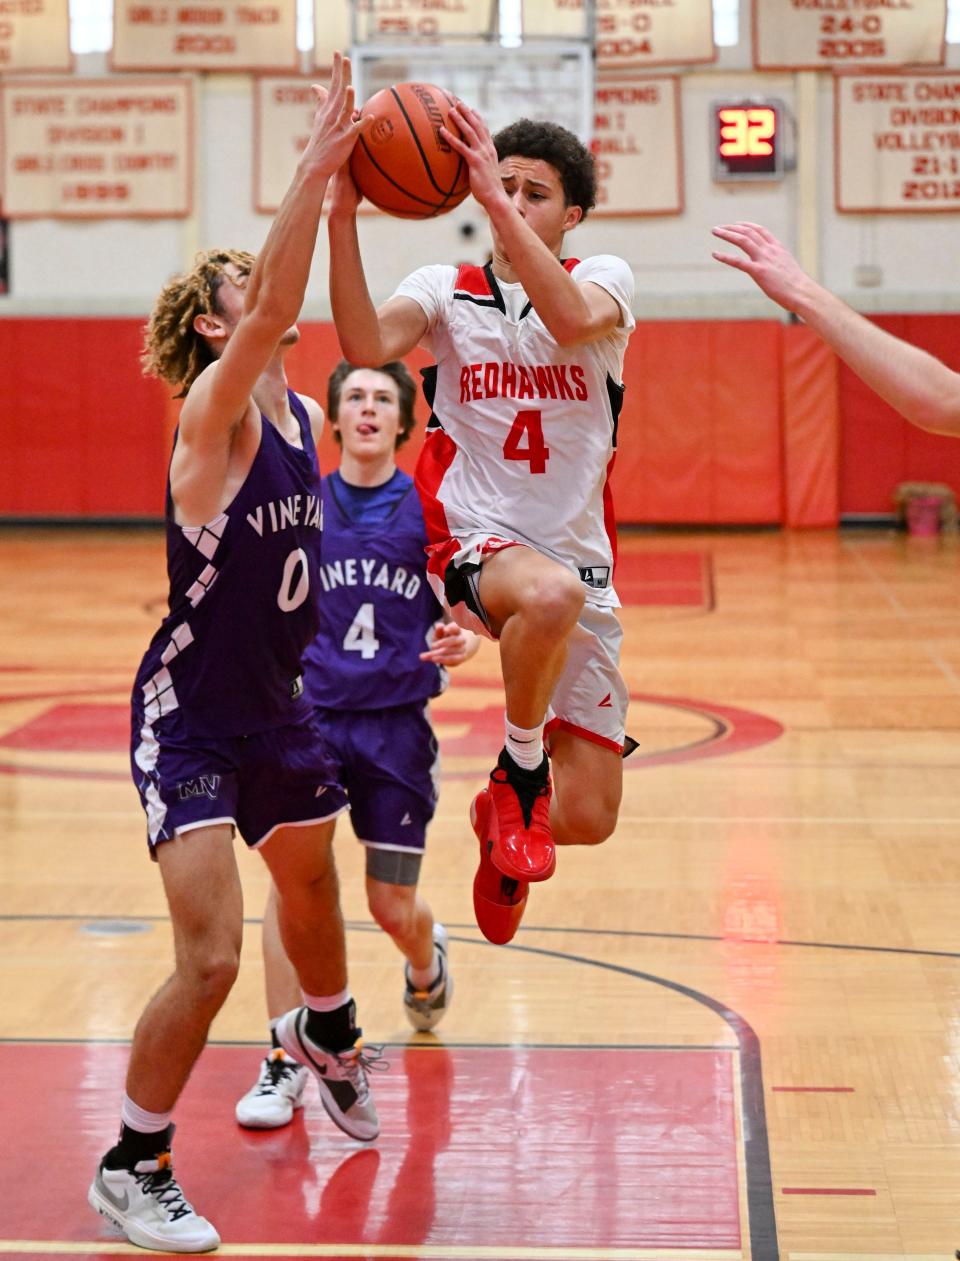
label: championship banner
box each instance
[753,0,946,70]
[835,70,960,212]
[592,76,683,215]
[254,75,317,213]
[0,0,71,74]
[522,0,715,70]
[0,77,193,219]
[314,0,493,67]
[112,0,298,72]
[254,74,382,214]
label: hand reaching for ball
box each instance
[440,101,504,211]
[302,52,372,183]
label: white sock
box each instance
[121,1095,173,1134]
[505,717,544,771]
[408,945,441,990]
[302,986,352,1012]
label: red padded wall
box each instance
[6,311,957,524]
[0,317,172,516]
[839,314,960,516]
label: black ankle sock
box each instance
[270,1025,282,1052]
[497,748,550,826]
[498,747,549,783]
[304,999,360,1053]
[103,1122,173,1171]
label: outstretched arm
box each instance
[441,102,622,349]
[181,54,369,450]
[327,165,428,366]
[712,221,960,436]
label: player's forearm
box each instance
[328,212,388,365]
[796,285,960,436]
[485,199,593,347]
[246,165,330,331]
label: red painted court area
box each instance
[6,1042,741,1254]
[613,551,713,609]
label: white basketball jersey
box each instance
[397,255,635,608]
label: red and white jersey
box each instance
[398,256,635,609]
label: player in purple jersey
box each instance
[87,57,380,1255]
[235,360,479,1130]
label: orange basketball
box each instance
[350,83,470,220]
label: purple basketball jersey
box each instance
[303,470,445,710]
[133,392,323,738]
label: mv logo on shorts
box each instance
[579,566,610,589]
[177,775,221,801]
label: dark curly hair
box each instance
[327,360,418,449]
[493,119,597,219]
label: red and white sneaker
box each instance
[482,750,556,883]
[470,788,529,944]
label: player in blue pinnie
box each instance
[235,359,479,1130]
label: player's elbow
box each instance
[337,336,390,371]
[907,385,960,437]
[909,408,960,437]
[550,319,591,349]
[248,283,300,338]
[551,314,618,349]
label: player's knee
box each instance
[522,570,585,632]
[183,946,241,1006]
[367,887,413,940]
[557,797,619,846]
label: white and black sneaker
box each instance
[235,1048,309,1129]
[404,922,453,1032]
[275,1006,385,1142]
[88,1148,219,1253]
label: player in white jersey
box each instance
[328,106,635,944]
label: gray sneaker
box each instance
[404,922,453,1032]
[88,1152,219,1253]
[275,1006,383,1141]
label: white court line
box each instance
[791,1254,947,1261]
[0,1243,744,1260]
[609,815,960,825]
[846,542,960,697]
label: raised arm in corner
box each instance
[713,221,960,438]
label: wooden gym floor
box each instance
[1,525,959,1260]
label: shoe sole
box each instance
[275,1009,379,1142]
[471,791,556,883]
[88,1181,220,1253]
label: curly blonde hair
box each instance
[141,248,255,396]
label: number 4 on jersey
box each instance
[343,602,380,660]
[503,409,549,475]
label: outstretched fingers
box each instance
[712,250,755,273]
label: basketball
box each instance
[350,82,470,220]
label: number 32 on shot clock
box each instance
[712,101,785,182]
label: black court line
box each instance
[3,918,780,1260]
[486,938,779,1261]
[5,911,958,962]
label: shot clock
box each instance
[712,100,786,182]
